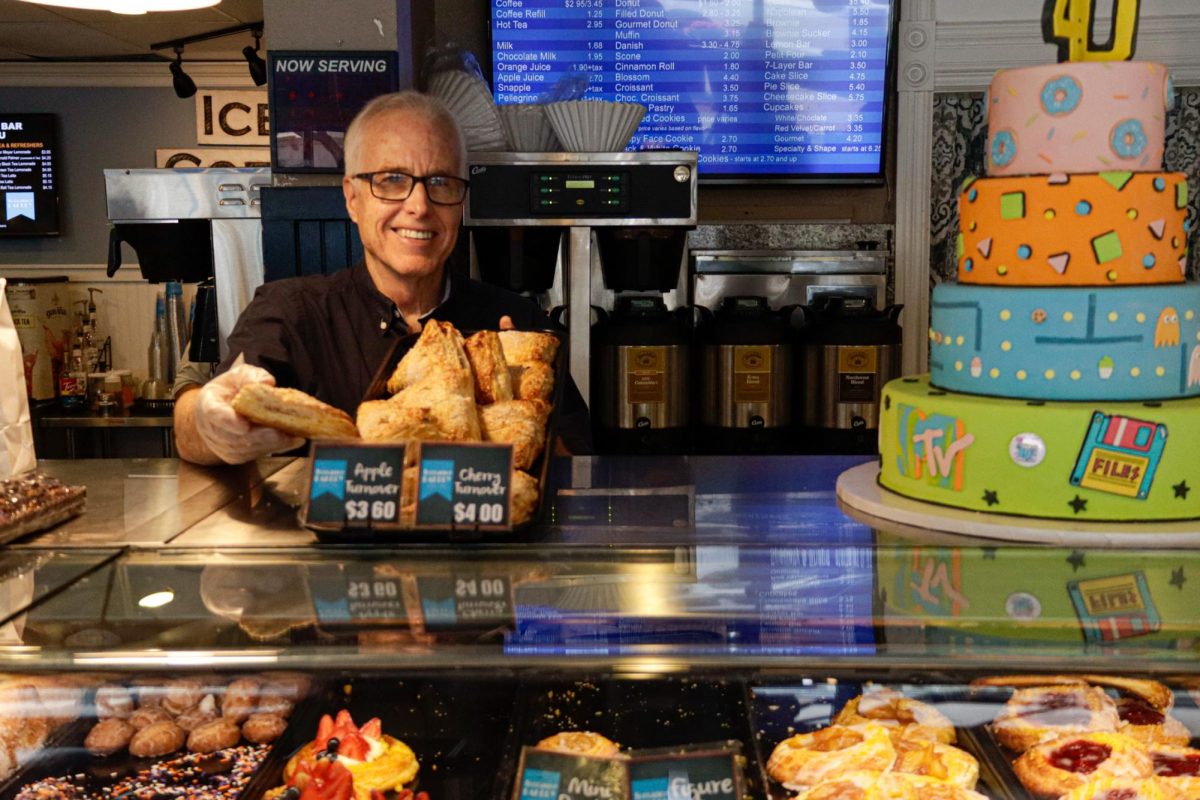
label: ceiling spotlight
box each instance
[243,29,266,86]
[170,46,197,99]
[16,0,219,14]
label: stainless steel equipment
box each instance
[104,168,270,361]
[799,296,902,454]
[692,249,888,311]
[593,296,691,454]
[464,152,698,408]
[697,296,793,454]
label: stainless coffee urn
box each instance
[697,296,794,454]
[798,296,902,454]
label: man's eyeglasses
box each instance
[353,171,469,205]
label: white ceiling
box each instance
[0,0,264,61]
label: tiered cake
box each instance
[878,55,1200,521]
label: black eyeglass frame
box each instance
[352,171,470,205]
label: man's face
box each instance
[343,109,463,285]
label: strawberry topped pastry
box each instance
[271,711,419,800]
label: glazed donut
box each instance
[993,685,1120,752]
[767,723,896,791]
[128,707,173,730]
[94,684,134,719]
[174,695,218,732]
[1060,776,1187,800]
[84,718,135,756]
[161,679,204,716]
[187,719,241,754]
[535,731,621,758]
[891,737,980,788]
[1148,743,1200,798]
[1014,732,1152,799]
[1117,697,1192,747]
[128,721,186,758]
[220,678,261,723]
[242,713,288,744]
[833,689,956,744]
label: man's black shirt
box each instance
[217,263,589,450]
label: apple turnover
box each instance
[463,330,514,405]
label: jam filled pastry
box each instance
[1116,697,1192,746]
[534,731,621,758]
[891,737,980,788]
[1059,776,1188,800]
[1080,676,1176,712]
[766,723,896,791]
[833,689,956,744]
[1147,743,1200,798]
[992,685,1121,752]
[1014,732,1153,799]
[274,710,418,800]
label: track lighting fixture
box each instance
[151,21,265,98]
[169,46,197,99]
[243,29,267,86]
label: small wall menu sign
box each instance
[515,750,628,800]
[416,443,514,529]
[304,443,405,527]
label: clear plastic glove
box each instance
[193,362,304,464]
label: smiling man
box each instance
[175,91,575,465]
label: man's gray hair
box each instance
[343,90,466,177]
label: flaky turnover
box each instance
[497,330,559,365]
[463,330,514,405]
[509,361,555,402]
[387,320,474,397]
[479,400,551,470]
[232,383,359,439]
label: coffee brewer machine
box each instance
[105,168,270,364]
[464,152,698,453]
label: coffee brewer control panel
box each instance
[465,151,697,227]
[531,171,628,215]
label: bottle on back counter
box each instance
[163,281,186,383]
[58,340,86,411]
[147,293,168,387]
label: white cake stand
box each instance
[836,462,1200,547]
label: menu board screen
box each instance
[0,113,59,236]
[490,0,895,184]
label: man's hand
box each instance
[192,363,304,464]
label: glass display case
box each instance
[0,456,1196,800]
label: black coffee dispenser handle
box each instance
[550,305,607,325]
[885,304,905,322]
[106,227,123,278]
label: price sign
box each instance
[304,443,405,527]
[628,749,742,800]
[415,572,513,630]
[514,748,628,800]
[415,443,514,530]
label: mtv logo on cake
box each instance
[1070,412,1167,499]
[894,404,975,492]
[5,192,35,222]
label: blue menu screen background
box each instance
[490,0,894,182]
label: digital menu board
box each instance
[491,0,895,183]
[0,114,60,237]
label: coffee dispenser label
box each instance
[628,346,667,404]
[733,346,772,404]
[837,346,878,402]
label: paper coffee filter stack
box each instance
[427,70,508,152]
[497,104,562,152]
[544,100,647,152]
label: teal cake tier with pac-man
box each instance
[929,283,1200,401]
[879,375,1200,521]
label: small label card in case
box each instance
[515,749,628,800]
[304,442,405,528]
[415,443,514,530]
[628,747,742,800]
